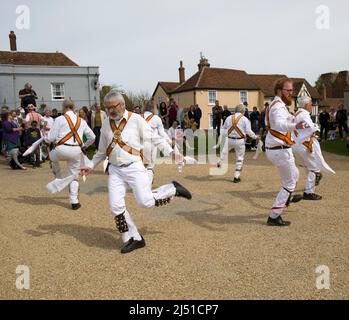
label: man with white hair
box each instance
[292,96,335,200]
[80,90,192,254]
[217,104,259,183]
[265,78,307,227]
[46,99,95,210]
[141,100,171,185]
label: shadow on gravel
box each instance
[4,196,69,209]
[25,224,162,250]
[175,201,266,231]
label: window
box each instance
[158,96,164,105]
[240,91,248,104]
[51,83,65,100]
[208,91,217,105]
[209,114,213,129]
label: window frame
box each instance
[240,90,248,104]
[208,90,217,106]
[51,83,65,101]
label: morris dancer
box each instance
[265,78,307,227]
[216,104,259,183]
[81,91,192,254]
[292,96,335,200]
[45,99,95,210]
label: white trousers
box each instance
[293,145,321,194]
[146,147,158,187]
[108,161,176,243]
[50,145,82,204]
[266,148,299,218]
[220,138,246,179]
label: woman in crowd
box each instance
[1,112,26,170]
[159,102,169,129]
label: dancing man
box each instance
[81,91,192,254]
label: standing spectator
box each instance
[43,108,55,136]
[159,102,169,129]
[24,104,46,129]
[0,106,10,153]
[91,104,107,149]
[328,107,337,141]
[81,106,91,127]
[212,100,223,138]
[11,110,20,127]
[222,105,232,124]
[243,102,250,120]
[336,104,348,139]
[1,112,26,169]
[250,107,260,133]
[318,108,330,141]
[25,120,42,168]
[194,104,202,129]
[18,83,38,115]
[168,100,178,128]
[51,109,59,119]
[15,108,24,126]
[249,106,260,150]
[176,106,185,129]
[133,106,141,114]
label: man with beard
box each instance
[80,91,192,254]
[265,78,307,227]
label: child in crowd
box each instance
[25,120,42,168]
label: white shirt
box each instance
[222,112,257,139]
[144,111,170,143]
[91,110,173,168]
[46,110,95,147]
[43,116,55,130]
[265,97,296,148]
[291,109,316,145]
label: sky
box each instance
[0,0,348,94]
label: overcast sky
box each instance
[1,0,348,94]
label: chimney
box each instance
[198,53,210,71]
[9,31,17,51]
[179,61,185,84]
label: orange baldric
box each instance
[266,100,295,146]
[106,112,144,160]
[56,115,83,147]
[145,114,154,123]
[227,114,245,138]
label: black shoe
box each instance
[267,216,291,227]
[233,178,241,183]
[217,162,221,168]
[121,236,146,254]
[72,203,81,210]
[303,193,322,201]
[173,181,192,200]
[291,194,303,203]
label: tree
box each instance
[126,90,151,109]
[100,85,134,111]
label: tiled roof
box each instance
[159,82,180,94]
[0,51,78,66]
[290,78,321,99]
[249,74,287,97]
[172,67,260,93]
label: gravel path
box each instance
[1,151,348,300]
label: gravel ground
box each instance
[0,151,348,300]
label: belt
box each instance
[266,146,291,150]
[63,143,80,147]
[229,137,244,140]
